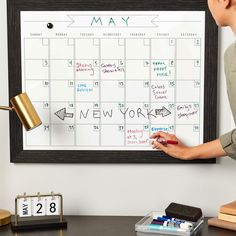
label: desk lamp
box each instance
[0,92,42,226]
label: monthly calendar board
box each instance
[21,11,205,151]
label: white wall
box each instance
[1,0,236,217]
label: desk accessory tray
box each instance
[135,212,204,236]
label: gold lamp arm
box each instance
[0,106,14,111]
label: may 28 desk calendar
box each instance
[11,192,67,231]
[7,0,218,163]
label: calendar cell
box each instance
[176,60,200,80]
[51,81,74,102]
[126,81,149,102]
[177,39,201,59]
[26,124,50,146]
[124,103,150,125]
[101,81,124,102]
[75,38,99,59]
[100,103,125,124]
[101,125,125,146]
[24,39,48,59]
[76,102,100,124]
[101,39,124,59]
[151,81,175,102]
[51,124,75,146]
[151,39,175,59]
[176,103,200,124]
[175,125,200,146]
[76,81,99,102]
[75,60,99,80]
[126,60,150,80]
[151,60,175,80]
[50,60,74,80]
[51,102,75,124]
[100,60,125,80]
[76,124,100,146]
[25,59,49,80]
[50,39,74,59]
[126,125,150,146]
[150,102,175,124]
[126,39,150,59]
[25,80,49,101]
[176,81,200,102]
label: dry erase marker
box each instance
[154,216,192,225]
[163,221,192,229]
[166,140,178,144]
[148,224,186,232]
[150,138,178,145]
[157,139,178,145]
[153,216,184,222]
[152,219,193,229]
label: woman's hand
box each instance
[150,131,226,160]
[150,131,194,160]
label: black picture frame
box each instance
[7,0,218,163]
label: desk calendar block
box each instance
[11,192,67,232]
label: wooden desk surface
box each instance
[0,216,235,236]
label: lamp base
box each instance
[0,209,11,226]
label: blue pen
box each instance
[155,216,168,222]
[162,215,172,220]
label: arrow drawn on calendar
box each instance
[155,106,171,117]
[54,108,74,120]
[150,15,201,27]
[151,16,159,27]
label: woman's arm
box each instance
[150,131,226,160]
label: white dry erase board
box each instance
[7,0,218,163]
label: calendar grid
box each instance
[23,37,203,148]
